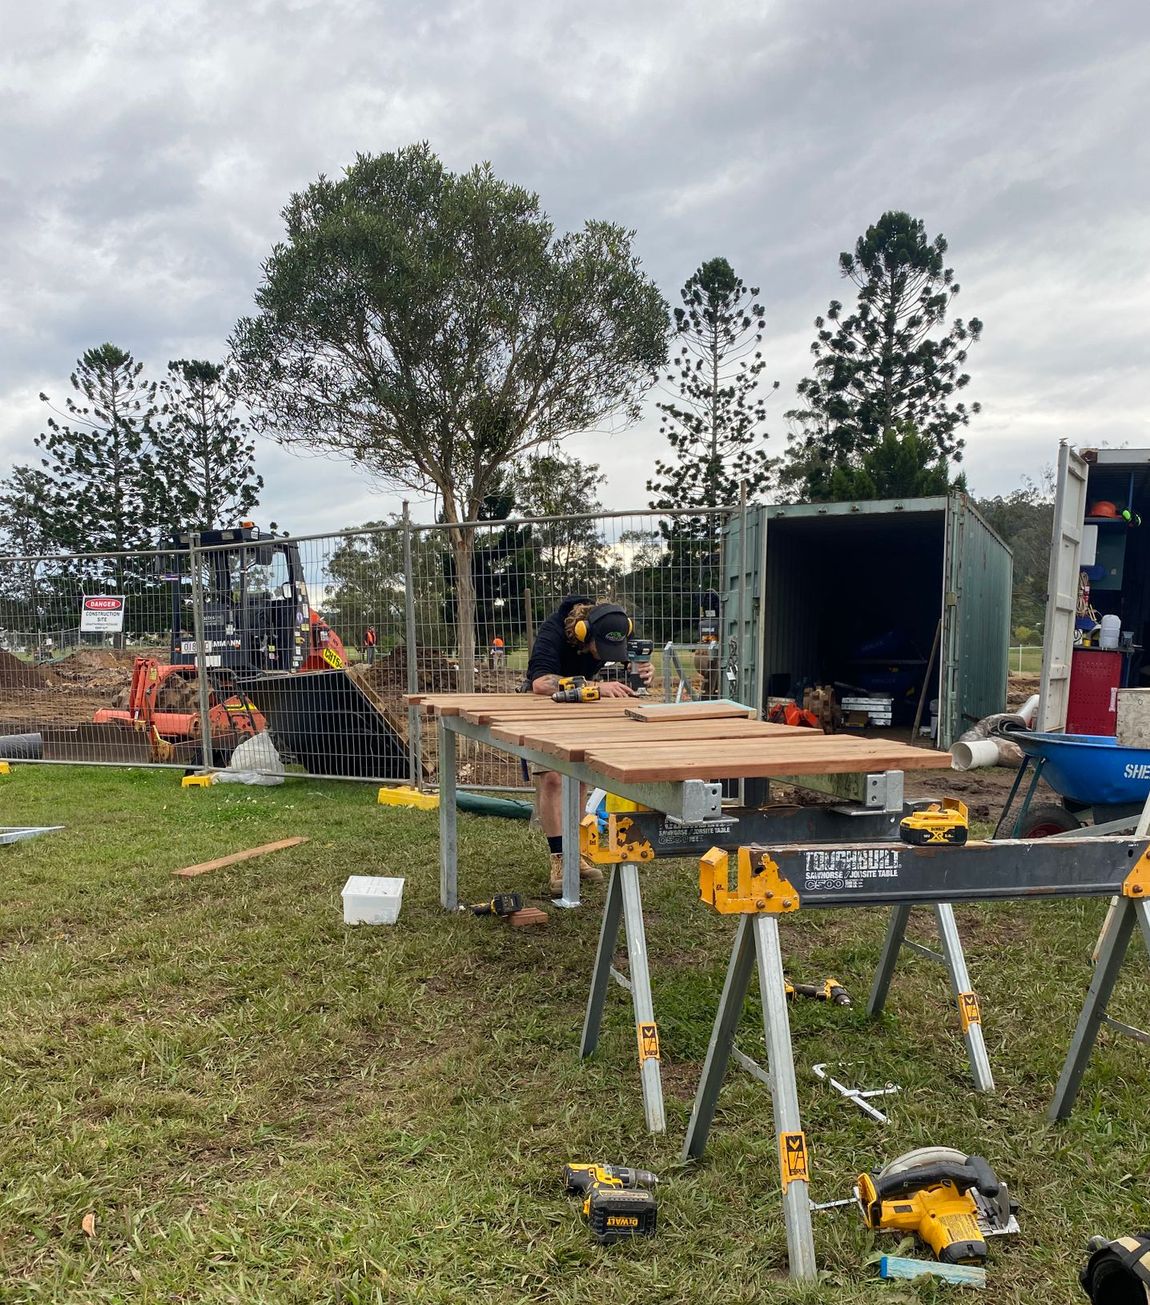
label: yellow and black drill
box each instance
[552,677,601,704]
[562,1163,659,1243]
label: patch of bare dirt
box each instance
[0,651,47,691]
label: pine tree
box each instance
[647,257,778,515]
[158,360,263,529]
[36,345,166,589]
[783,212,981,501]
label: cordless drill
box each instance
[466,893,522,917]
[786,976,851,1006]
[597,638,654,693]
[562,1164,659,1243]
[552,677,601,703]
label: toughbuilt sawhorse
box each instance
[579,795,996,1134]
[677,836,1150,1280]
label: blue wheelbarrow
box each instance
[994,731,1150,838]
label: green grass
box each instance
[1009,645,1043,676]
[0,767,1146,1302]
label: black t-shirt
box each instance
[525,595,606,684]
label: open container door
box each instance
[1038,443,1089,731]
[939,496,1013,747]
[721,502,768,709]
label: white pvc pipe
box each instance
[1018,694,1040,727]
[951,739,1000,771]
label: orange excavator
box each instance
[87,523,406,775]
[92,657,268,764]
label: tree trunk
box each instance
[450,526,478,693]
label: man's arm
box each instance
[531,673,560,697]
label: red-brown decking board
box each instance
[581,736,950,782]
[408,694,952,780]
[489,717,811,762]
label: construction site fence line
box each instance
[0,504,741,788]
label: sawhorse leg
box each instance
[580,863,665,1133]
[1050,896,1150,1119]
[557,773,581,908]
[868,903,994,1092]
[438,719,458,911]
[682,914,817,1281]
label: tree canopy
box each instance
[783,212,981,501]
[229,143,669,684]
[158,360,262,530]
[647,256,778,513]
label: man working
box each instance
[525,596,654,896]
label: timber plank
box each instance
[173,836,310,879]
[460,702,638,726]
[492,718,811,760]
[581,737,951,782]
[624,702,756,722]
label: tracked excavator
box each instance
[82,522,408,777]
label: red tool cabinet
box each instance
[1066,649,1122,735]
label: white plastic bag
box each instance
[211,732,285,786]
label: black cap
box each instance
[590,607,630,647]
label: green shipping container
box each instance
[722,494,1012,750]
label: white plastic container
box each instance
[342,875,405,924]
[1099,614,1121,650]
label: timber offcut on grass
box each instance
[172,836,310,878]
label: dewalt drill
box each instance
[597,638,654,693]
[562,1163,658,1243]
[786,976,851,1006]
[552,677,601,704]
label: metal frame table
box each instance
[411,694,954,1134]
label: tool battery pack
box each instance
[586,1188,658,1243]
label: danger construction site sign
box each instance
[80,595,126,633]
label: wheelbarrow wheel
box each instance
[1017,803,1080,838]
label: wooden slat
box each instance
[624,702,756,722]
[172,836,310,879]
[581,737,951,782]
[460,702,639,726]
[492,718,811,761]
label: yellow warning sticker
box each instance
[322,647,345,670]
[637,1022,660,1063]
[958,991,981,1032]
[779,1131,810,1191]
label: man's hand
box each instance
[637,661,655,688]
[595,680,636,698]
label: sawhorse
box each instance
[579,855,995,1139]
[679,837,1150,1281]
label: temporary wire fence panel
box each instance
[0,509,735,788]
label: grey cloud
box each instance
[3,0,1149,531]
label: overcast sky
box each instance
[3,0,1148,534]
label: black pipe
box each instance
[0,733,44,760]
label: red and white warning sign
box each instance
[80,595,126,633]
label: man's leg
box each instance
[534,769,602,894]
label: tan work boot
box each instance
[548,851,605,895]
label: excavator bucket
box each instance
[240,667,409,780]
